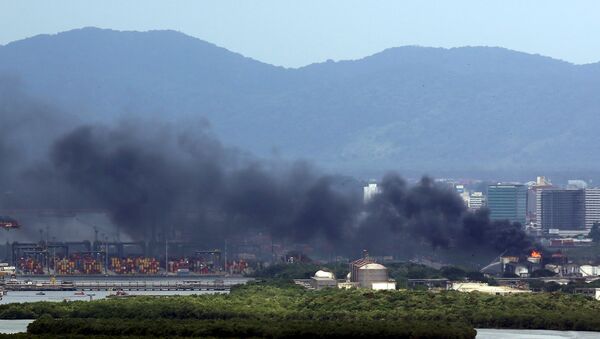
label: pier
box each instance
[0,280,233,292]
[74,281,231,291]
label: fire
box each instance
[530,250,542,258]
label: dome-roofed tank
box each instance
[314,270,335,279]
[359,263,386,270]
[310,269,337,290]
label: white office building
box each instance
[363,183,381,203]
[455,184,471,207]
[468,192,485,210]
[531,176,553,228]
[585,188,600,229]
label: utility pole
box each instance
[165,233,169,276]
[105,235,109,275]
[224,239,228,274]
[51,236,56,276]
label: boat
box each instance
[107,290,129,298]
[1,279,75,291]
[35,291,45,295]
[74,291,85,296]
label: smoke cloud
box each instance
[0,76,534,258]
[45,121,360,244]
[360,173,532,255]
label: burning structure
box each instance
[498,249,600,279]
[500,250,544,277]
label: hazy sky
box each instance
[1,0,599,67]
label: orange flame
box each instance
[530,250,542,258]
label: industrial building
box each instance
[494,250,600,279]
[574,288,600,300]
[310,270,337,289]
[450,282,530,295]
[500,250,544,277]
[487,184,527,224]
[345,256,396,290]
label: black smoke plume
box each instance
[359,173,532,255]
[0,77,535,258]
[48,122,360,245]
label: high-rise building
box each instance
[568,180,588,190]
[487,184,527,225]
[528,176,553,228]
[540,189,585,230]
[363,183,381,203]
[455,184,470,207]
[585,188,600,229]
[468,192,485,210]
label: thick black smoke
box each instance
[48,122,359,245]
[357,173,533,255]
[0,77,535,257]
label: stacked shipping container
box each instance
[52,255,103,275]
[110,257,160,274]
[17,258,44,274]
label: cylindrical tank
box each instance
[357,263,388,288]
[514,265,528,277]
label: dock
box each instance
[74,281,231,291]
[0,280,234,292]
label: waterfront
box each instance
[0,289,228,304]
[17,275,250,284]
[0,276,251,304]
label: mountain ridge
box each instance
[3,27,589,69]
[1,27,600,178]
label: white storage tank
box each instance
[357,263,388,288]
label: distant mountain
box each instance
[2,27,600,177]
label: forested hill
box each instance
[2,27,600,176]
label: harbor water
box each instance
[0,320,34,334]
